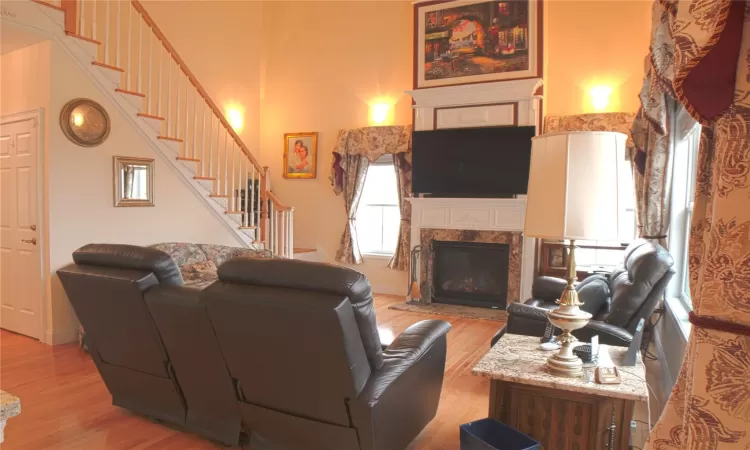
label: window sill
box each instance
[362,253,394,261]
[664,296,692,342]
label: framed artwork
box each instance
[283,132,318,179]
[414,0,542,89]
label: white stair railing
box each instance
[55,0,294,257]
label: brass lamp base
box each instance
[545,240,592,378]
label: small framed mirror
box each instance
[114,156,154,207]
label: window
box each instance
[669,111,701,309]
[356,156,401,256]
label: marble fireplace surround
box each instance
[420,229,523,306]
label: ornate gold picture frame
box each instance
[283,132,318,179]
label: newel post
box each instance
[259,166,271,247]
[61,0,78,35]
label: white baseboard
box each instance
[45,327,79,346]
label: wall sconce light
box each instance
[370,102,392,125]
[589,86,613,112]
[225,105,244,132]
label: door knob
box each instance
[22,238,37,245]
[30,225,37,231]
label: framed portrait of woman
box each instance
[283,132,318,179]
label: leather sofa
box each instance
[492,239,675,347]
[58,244,451,449]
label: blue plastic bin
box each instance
[460,418,541,450]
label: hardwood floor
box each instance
[0,295,500,450]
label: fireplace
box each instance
[430,241,510,309]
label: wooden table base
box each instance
[488,379,635,450]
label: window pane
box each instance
[360,165,399,206]
[356,206,383,254]
[382,206,401,253]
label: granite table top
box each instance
[0,391,20,421]
[472,334,649,402]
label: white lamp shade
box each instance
[524,131,628,241]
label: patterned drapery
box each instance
[544,113,637,150]
[330,125,412,265]
[645,2,750,450]
[630,0,678,248]
[387,153,412,271]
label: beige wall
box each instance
[545,0,651,116]
[2,40,242,344]
[259,1,413,294]
[141,0,263,153]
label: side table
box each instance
[472,334,648,450]
[0,391,21,443]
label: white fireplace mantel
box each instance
[408,197,535,301]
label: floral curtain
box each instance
[645,2,750,449]
[330,125,412,265]
[387,152,412,271]
[630,0,678,248]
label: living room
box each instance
[1,0,748,449]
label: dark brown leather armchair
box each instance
[493,239,675,347]
[57,244,188,427]
[204,257,451,450]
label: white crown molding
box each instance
[406,78,543,108]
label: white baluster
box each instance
[224,132,229,196]
[147,27,152,113]
[288,209,294,257]
[174,70,180,139]
[250,165,256,227]
[116,0,121,68]
[184,81,190,157]
[192,88,198,160]
[157,44,162,116]
[201,101,207,176]
[92,0,96,43]
[207,113,213,179]
[166,59,172,130]
[126,2,131,90]
[245,162,251,228]
[79,0,84,37]
[137,14,142,94]
[229,141,236,210]
[104,0,110,64]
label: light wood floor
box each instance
[0,295,500,450]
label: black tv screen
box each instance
[412,126,535,197]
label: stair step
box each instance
[239,226,258,230]
[177,156,200,162]
[209,194,227,198]
[31,0,64,11]
[225,210,244,215]
[294,248,317,254]
[194,176,216,181]
[138,113,165,120]
[92,61,124,72]
[115,88,146,98]
[65,32,101,45]
[158,136,183,142]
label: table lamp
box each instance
[524,131,627,377]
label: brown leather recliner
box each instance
[57,244,188,426]
[203,257,451,450]
[58,244,243,446]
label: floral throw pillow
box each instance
[179,260,218,286]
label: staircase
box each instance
[16,0,294,257]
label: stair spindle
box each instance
[116,0,121,68]
[288,209,294,257]
[157,44,163,116]
[207,113,212,180]
[192,88,198,160]
[201,101,207,176]
[104,0,110,64]
[175,71,180,140]
[137,13,143,94]
[79,0,84,37]
[166,59,172,130]
[147,26,152,113]
[223,131,229,196]
[245,163,251,228]
[184,80,191,158]
[230,141,236,211]
[126,2,132,90]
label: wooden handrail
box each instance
[267,191,293,211]
[131,0,263,173]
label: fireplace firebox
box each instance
[430,240,510,309]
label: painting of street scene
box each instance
[421,0,532,85]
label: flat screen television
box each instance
[412,126,535,197]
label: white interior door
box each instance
[0,115,42,340]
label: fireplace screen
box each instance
[431,240,509,309]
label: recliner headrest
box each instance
[73,243,183,286]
